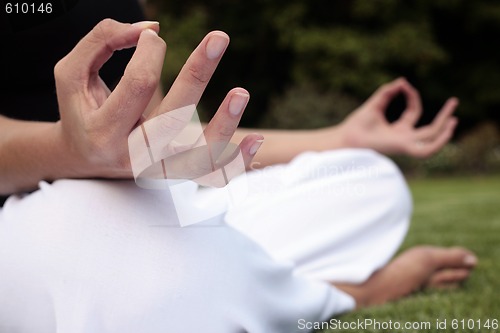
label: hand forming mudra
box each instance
[53,19,263,185]
[339,78,459,158]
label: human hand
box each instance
[339,78,458,158]
[53,19,262,182]
[53,19,164,178]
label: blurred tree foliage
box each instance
[147,0,500,136]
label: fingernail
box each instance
[229,92,249,116]
[132,21,160,29]
[142,28,158,36]
[464,255,477,266]
[206,33,229,60]
[249,139,264,155]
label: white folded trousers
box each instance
[0,149,411,333]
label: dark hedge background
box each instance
[146,0,500,175]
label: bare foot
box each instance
[333,246,477,308]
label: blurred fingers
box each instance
[410,117,457,158]
[397,80,423,127]
[365,77,407,111]
[415,97,459,140]
[426,269,471,289]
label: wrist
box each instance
[43,121,81,180]
[53,121,134,180]
[48,121,101,180]
[0,119,92,194]
[314,124,350,151]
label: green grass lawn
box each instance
[319,176,500,333]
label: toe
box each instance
[430,246,478,269]
[426,268,471,289]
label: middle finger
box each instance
[151,31,230,118]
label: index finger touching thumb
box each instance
[54,19,159,86]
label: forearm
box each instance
[233,125,348,168]
[0,116,82,195]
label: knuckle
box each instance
[91,19,117,50]
[54,54,88,86]
[218,125,235,138]
[53,58,67,81]
[96,18,116,34]
[127,71,157,96]
[186,62,210,86]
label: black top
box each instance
[0,0,145,204]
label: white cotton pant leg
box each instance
[220,148,412,283]
[0,180,354,333]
